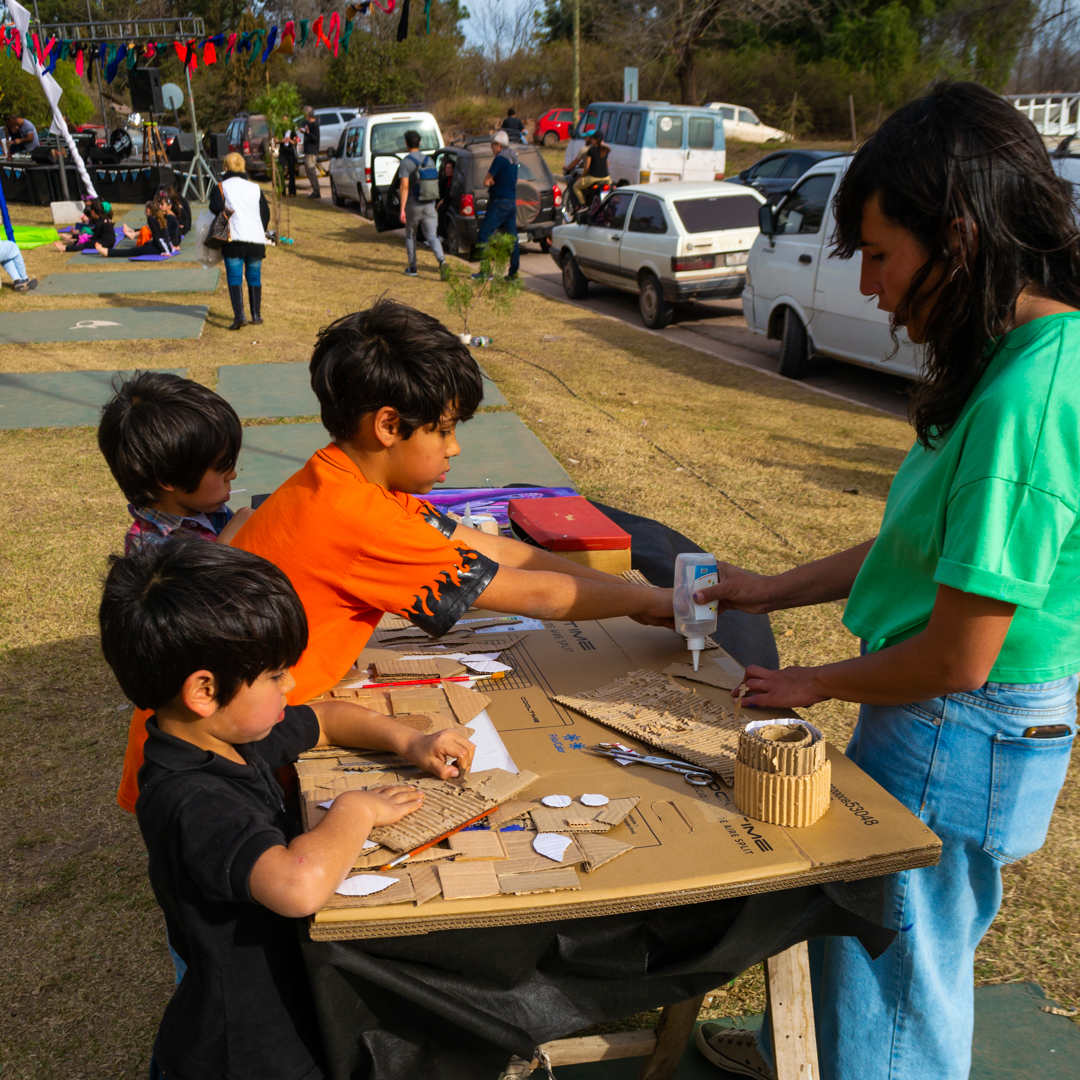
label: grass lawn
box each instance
[0,191,1076,1077]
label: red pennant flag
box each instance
[327,12,341,56]
[203,41,216,64]
[144,41,157,61]
[174,41,187,64]
[75,46,84,76]
[311,14,329,48]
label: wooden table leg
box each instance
[765,942,820,1080]
[636,994,706,1080]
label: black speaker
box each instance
[128,67,164,114]
[205,132,229,158]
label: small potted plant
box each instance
[443,232,522,344]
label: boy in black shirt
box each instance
[99,538,474,1080]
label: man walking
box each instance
[299,106,320,199]
[500,108,526,144]
[474,130,519,280]
[397,129,446,277]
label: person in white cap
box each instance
[473,129,520,279]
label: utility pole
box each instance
[573,0,580,127]
[85,0,111,136]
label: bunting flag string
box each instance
[0,3,429,75]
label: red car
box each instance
[533,108,575,146]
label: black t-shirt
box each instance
[136,707,325,1080]
[501,116,525,135]
[585,144,610,177]
[300,118,320,155]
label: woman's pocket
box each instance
[983,729,1075,864]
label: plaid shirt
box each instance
[124,504,233,555]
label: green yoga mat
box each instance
[0,305,208,344]
[216,361,508,420]
[0,368,185,430]
[69,243,203,264]
[35,267,221,296]
[11,225,60,250]
[234,412,570,502]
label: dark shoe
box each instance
[227,283,246,330]
[694,1025,772,1079]
[505,272,519,280]
[13,278,37,292]
[307,192,321,199]
[248,284,263,325]
[404,266,418,277]
[438,261,450,281]
[471,272,489,281]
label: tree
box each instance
[0,54,94,128]
[250,80,302,237]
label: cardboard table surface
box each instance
[308,617,940,940]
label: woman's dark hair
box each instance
[310,299,484,442]
[833,80,1080,445]
[97,371,243,506]
[85,197,112,221]
[99,538,308,710]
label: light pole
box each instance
[573,0,580,127]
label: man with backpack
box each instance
[397,130,446,278]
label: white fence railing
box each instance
[1007,94,1080,137]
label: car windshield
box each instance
[249,118,269,138]
[674,195,761,233]
[370,120,440,154]
[473,152,548,184]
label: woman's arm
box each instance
[741,584,1016,708]
[209,185,225,216]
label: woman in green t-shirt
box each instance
[694,82,1080,1080]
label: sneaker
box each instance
[471,272,490,281]
[404,266,418,277]
[694,1025,773,1078]
[438,261,450,281]
[306,192,321,199]
[13,278,37,292]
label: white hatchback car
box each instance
[742,156,920,378]
[551,181,765,328]
[705,103,790,144]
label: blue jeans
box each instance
[477,196,520,276]
[795,676,1077,1080]
[0,238,28,282]
[224,255,262,287]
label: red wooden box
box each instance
[508,496,631,573]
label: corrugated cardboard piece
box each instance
[734,724,831,827]
[302,615,940,939]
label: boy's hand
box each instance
[335,785,424,826]
[630,586,676,629]
[217,506,254,545]
[404,727,476,778]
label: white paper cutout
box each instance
[541,794,572,808]
[533,834,573,862]
[335,874,399,897]
[580,793,610,806]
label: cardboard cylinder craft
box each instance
[733,723,831,827]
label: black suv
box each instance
[224,113,271,178]
[370,136,560,257]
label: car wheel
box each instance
[638,274,674,329]
[778,307,810,379]
[357,187,371,219]
[330,176,345,207]
[538,236,552,254]
[543,130,559,147]
[445,220,462,258]
[561,251,589,299]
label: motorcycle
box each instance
[560,162,614,224]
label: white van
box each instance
[742,156,921,379]
[563,102,726,186]
[325,107,443,218]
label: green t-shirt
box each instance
[844,311,1080,682]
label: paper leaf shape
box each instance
[335,874,399,897]
[580,793,609,806]
[533,833,573,862]
[541,794,572,807]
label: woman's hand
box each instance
[694,562,777,614]
[404,727,476,778]
[630,587,676,629]
[739,664,831,709]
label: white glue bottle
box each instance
[673,552,719,670]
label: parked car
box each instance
[705,103,790,143]
[225,113,271,177]
[743,156,920,379]
[727,149,847,203]
[564,102,727,185]
[550,180,764,328]
[534,108,575,146]
[311,107,359,154]
[325,107,443,219]
[368,136,560,257]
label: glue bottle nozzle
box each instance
[692,648,701,671]
[685,635,705,671]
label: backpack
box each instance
[413,153,439,203]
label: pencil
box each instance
[378,805,500,871]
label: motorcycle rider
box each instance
[568,131,611,210]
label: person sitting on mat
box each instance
[210,152,271,330]
[53,198,115,253]
[97,200,175,258]
[99,538,473,1080]
[158,185,191,236]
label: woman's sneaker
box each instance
[694,1024,773,1078]
[13,278,37,292]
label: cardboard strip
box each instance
[733,758,832,828]
[576,832,634,872]
[371,657,468,680]
[498,867,581,895]
[436,861,501,900]
[408,864,443,905]
[737,723,825,777]
[447,831,506,860]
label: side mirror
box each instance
[758,202,776,236]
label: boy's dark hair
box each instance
[97,371,242,507]
[404,129,421,149]
[507,108,517,117]
[309,299,484,441]
[99,538,308,711]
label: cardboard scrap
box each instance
[575,832,634,873]
[530,796,640,833]
[488,800,540,828]
[331,874,416,907]
[436,861,501,900]
[371,657,467,681]
[595,797,640,827]
[408,864,443,906]
[447,830,506,860]
[555,669,741,780]
[441,681,491,725]
[498,867,581,895]
[663,659,745,692]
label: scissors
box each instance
[586,742,715,786]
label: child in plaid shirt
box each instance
[98,371,253,554]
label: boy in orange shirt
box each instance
[117,299,673,791]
